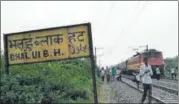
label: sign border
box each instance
[4,23,91,66]
[87,23,98,104]
[4,23,90,36]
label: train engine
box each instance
[118,49,164,78]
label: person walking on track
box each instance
[135,73,140,89]
[100,67,105,83]
[139,57,153,104]
[155,66,160,80]
[170,67,176,79]
[111,67,117,81]
[106,66,110,83]
[116,68,121,81]
[96,67,100,78]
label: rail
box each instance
[121,74,178,95]
[120,79,166,104]
[152,84,178,95]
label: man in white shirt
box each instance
[170,68,176,79]
[139,57,153,104]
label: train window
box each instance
[150,52,162,57]
[143,52,162,58]
[143,52,150,58]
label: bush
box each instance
[0,58,94,103]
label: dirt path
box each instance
[98,78,119,103]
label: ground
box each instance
[98,78,153,103]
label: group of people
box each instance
[97,57,177,104]
[155,66,177,80]
[99,66,118,83]
[134,58,177,104]
[98,58,153,104]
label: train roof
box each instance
[117,49,162,65]
[127,49,162,60]
[142,49,162,53]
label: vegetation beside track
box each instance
[0,56,100,103]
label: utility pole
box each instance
[94,47,104,68]
[139,44,149,51]
[129,44,149,55]
[99,59,101,68]
[95,47,97,67]
[146,45,148,51]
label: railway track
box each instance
[161,78,178,81]
[121,79,166,104]
[153,78,178,86]
[120,77,178,104]
[121,74,178,95]
[152,84,178,95]
[159,79,178,84]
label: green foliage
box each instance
[0,58,95,103]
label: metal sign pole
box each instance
[3,34,9,75]
[95,47,97,67]
[88,23,98,104]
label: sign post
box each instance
[88,25,98,104]
[3,23,98,103]
[3,34,9,75]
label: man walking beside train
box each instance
[155,66,160,80]
[170,67,177,79]
[139,57,153,104]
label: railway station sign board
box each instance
[3,23,98,104]
[4,23,92,65]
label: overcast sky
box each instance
[1,1,178,67]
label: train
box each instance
[117,49,165,78]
